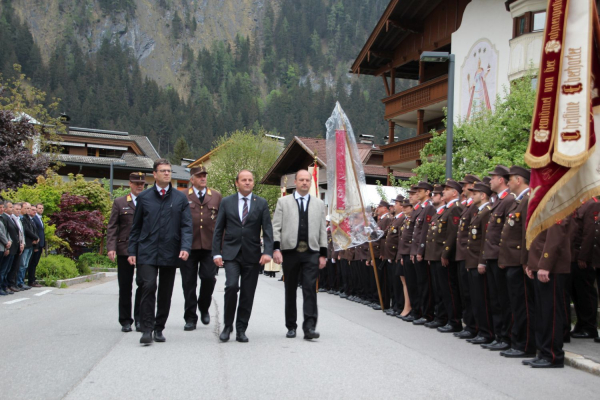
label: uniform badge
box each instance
[508,219,515,227]
[453,216,460,225]
[472,229,477,235]
[393,229,397,233]
[515,213,521,221]
[473,235,477,239]
[497,218,502,224]
[426,215,432,223]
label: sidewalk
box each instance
[565,338,600,376]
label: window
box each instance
[532,12,546,32]
[87,147,125,158]
[516,15,528,36]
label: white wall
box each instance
[451,0,513,122]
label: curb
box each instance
[55,272,106,288]
[90,267,117,272]
[565,351,600,377]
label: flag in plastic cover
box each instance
[326,102,383,251]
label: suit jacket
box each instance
[577,197,600,267]
[398,213,415,258]
[465,205,491,269]
[424,201,462,262]
[0,217,8,252]
[382,214,404,260]
[107,194,136,256]
[372,214,392,259]
[186,187,222,251]
[21,215,39,248]
[527,219,571,274]
[1,214,20,255]
[498,191,529,267]
[484,190,516,260]
[411,201,435,256]
[33,213,45,249]
[455,202,477,262]
[212,193,273,263]
[128,184,193,266]
[272,193,327,256]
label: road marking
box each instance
[34,289,53,297]
[4,298,29,304]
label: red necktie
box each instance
[160,189,166,198]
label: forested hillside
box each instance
[0,0,409,158]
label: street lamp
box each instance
[420,51,455,179]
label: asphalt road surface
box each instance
[1,271,598,400]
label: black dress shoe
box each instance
[286,329,297,338]
[153,330,166,342]
[318,288,326,292]
[140,331,153,345]
[200,312,210,325]
[371,304,382,310]
[412,317,430,325]
[425,320,445,329]
[304,329,320,340]
[135,322,141,332]
[236,331,249,343]
[522,357,540,365]
[469,336,493,345]
[220,326,232,342]
[570,330,598,339]
[486,341,511,351]
[481,339,499,349]
[184,322,197,331]
[327,290,334,294]
[401,314,416,322]
[121,324,132,333]
[500,348,536,358]
[530,358,563,368]
[455,330,476,339]
[339,293,348,299]
[437,324,462,333]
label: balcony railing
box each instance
[382,75,448,120]
[382,133,433,166]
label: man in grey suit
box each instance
[272,170,327,340]
[213,170,273,343]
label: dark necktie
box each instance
[160,189,166,198]
[199,191,205,204]
[298,197,304,212]
[242,197,249,225]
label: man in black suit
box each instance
[128,159,193,345]
[212,169,273,343]
[28,203,45,287]
[0,201,22,295]
[17,202,39,290]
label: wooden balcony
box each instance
[382,75,448,121]
[382,133,433,169]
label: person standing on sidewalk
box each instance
[128,160,193,345]
[27,203,45,287]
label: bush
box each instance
[77,252,114,274]
[36,255,79,285]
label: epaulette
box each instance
[188,188,193,195]
[486,205,491,210]
[207,188,212,196]
[126,194,132,202]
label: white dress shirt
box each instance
[37,213,44,227]
[478,202,490,211]
[294,191,309,212]
[130,193,138,207]
[193,187,206,199]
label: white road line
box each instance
[4,298,29,305]
[34,289,53,297]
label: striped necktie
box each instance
[242,197,249,225]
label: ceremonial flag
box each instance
[326,102,383,251]
[308,157,320,198]
[525,0,600,247]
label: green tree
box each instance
[171,135,193,164]
[207,128,282,211]
[172,11,183,40]
[404,75,537,185]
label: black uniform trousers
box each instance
[137,264,177,333]
[282,250,320,332]
[570,262,599,335]
[318,263,328,290]
[468,269,494,339]
[414,258,435,320]
[402,255,421,318]
[431,260,461,328]
[327,260,338,292]
[350,260,362,298]
[181,249,217,323]
[533,272,567,365]
[377,259,391,309]
[28,249,42,285]
[339,259,349,294]
[486,259,513,343]
[390,261,404,311]
[223,251,261,332]
[506,266,536,352]
[117,255,141,326]
[458,261,477,334]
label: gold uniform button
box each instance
[445,247,449,250]
[517,246,521,249]
[544,253,549,258]
[201,206,203,209]
[200,226,203,229]
[201,219,203,222]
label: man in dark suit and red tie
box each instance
[212,169,273,343]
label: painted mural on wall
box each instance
[460,39,499,120]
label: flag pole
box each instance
[338,104,385,311]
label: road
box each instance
[0,271,598,400]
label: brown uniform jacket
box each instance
[398,213,415,258]
[465,204,491,269]
[372,214,392,259]
[577,197,600,267]
[498,190,529,267]
[569,200,591,263]
[355,242,370,261]
[383,214,404,260]
[107,194,136,256]
[484,189,516,260]
[424,201,462,261]
[327,229,334,259]
[527,219,571,273]
[186,187,222,251]
[411,201,435,256]
[455,200,476,262]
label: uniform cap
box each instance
[415,181,434,191]
[442,179,462,193]
[509,165,530,181]
[402,199,413,207]
[393,194,405,203]
[459,174,481,185]
[482,176,492,185]
[408,185,418,194]
[129,172,146,183]
[190,166,208,176]
[471,182,493,196]
[488,164,510,177]
[378,200,390,209]
[432,184,443,195]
